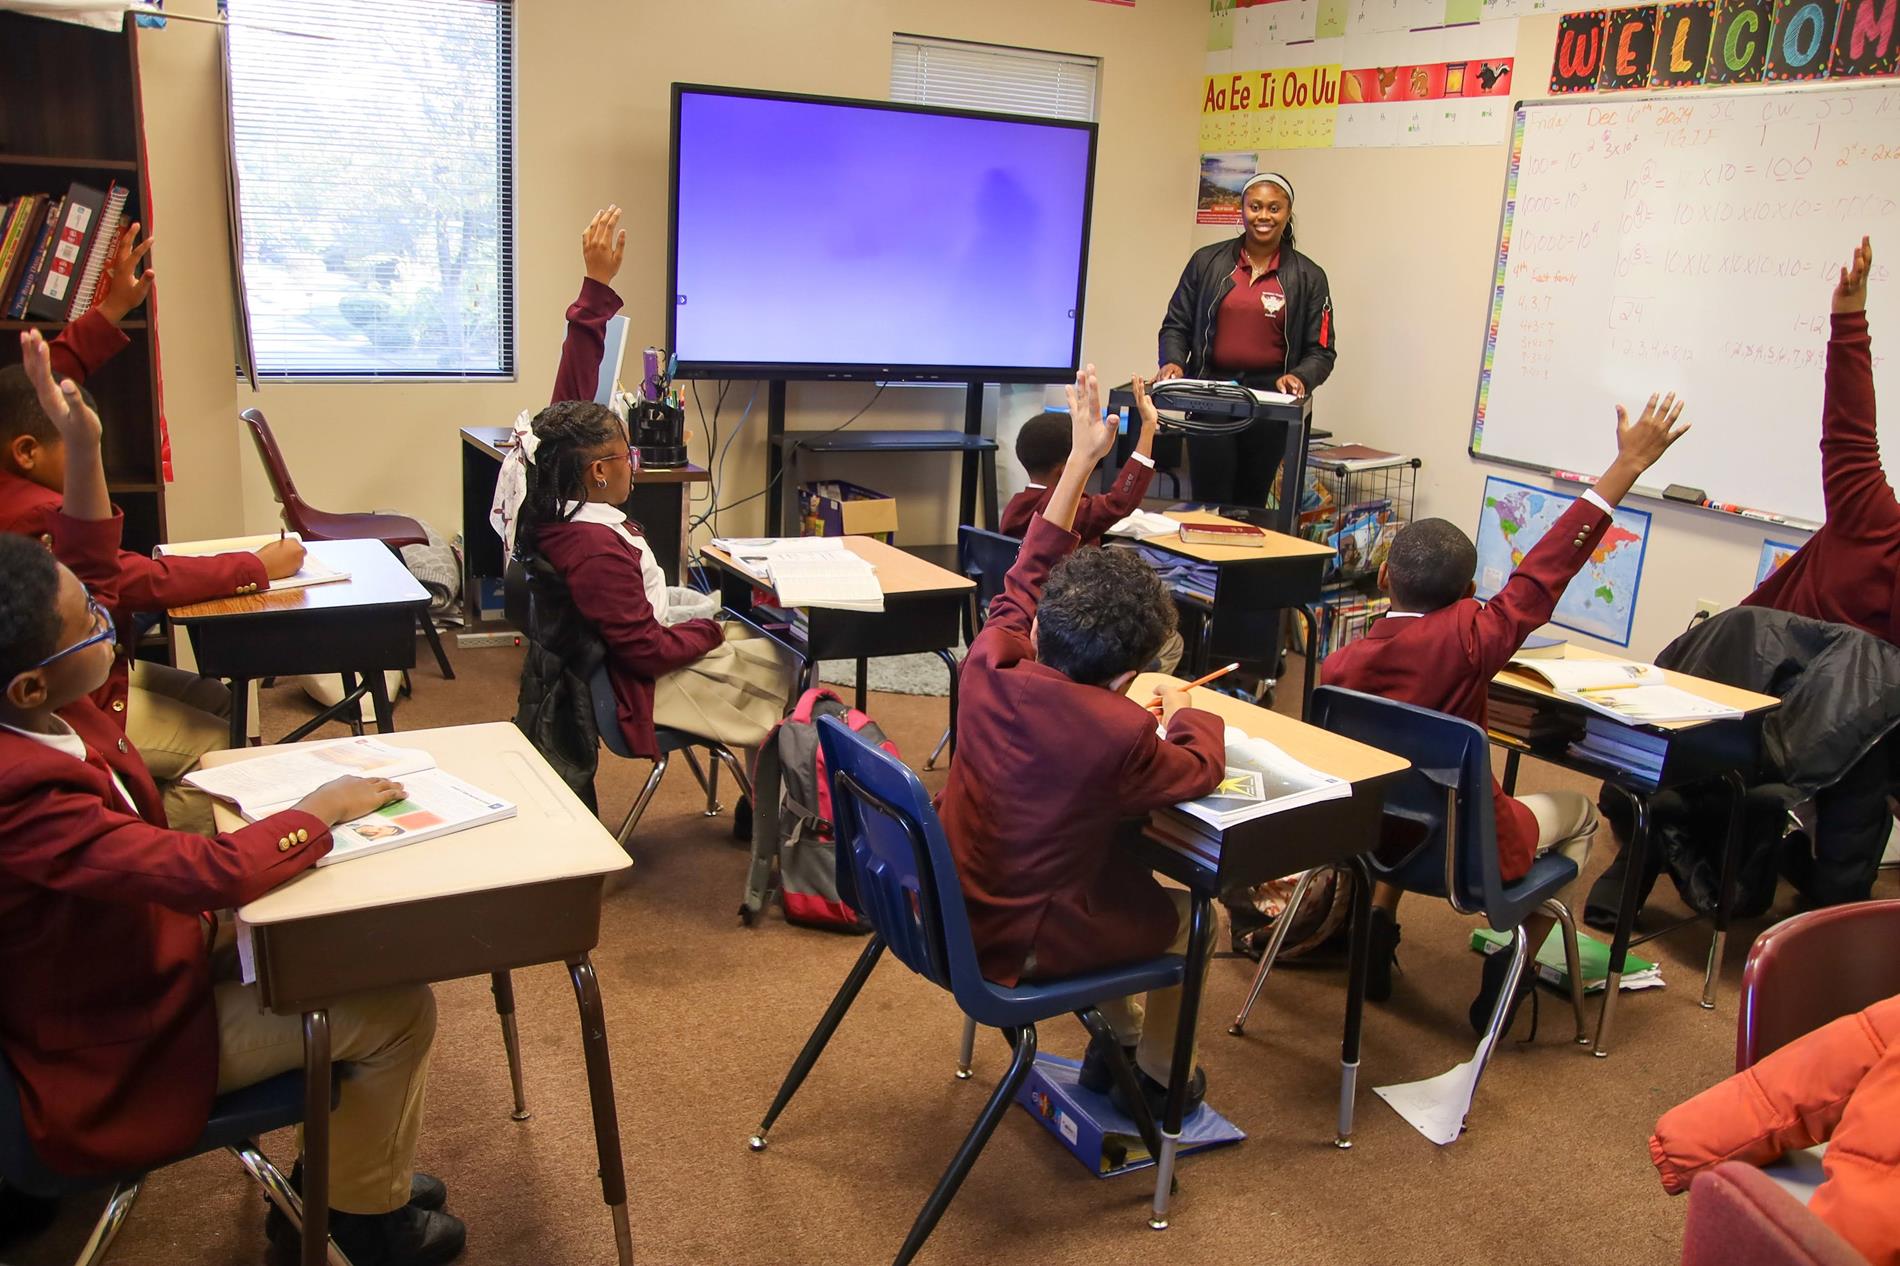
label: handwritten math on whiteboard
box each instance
[1471,82,1899,526]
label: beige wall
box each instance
[1192,14,1815,660]
[138,0,1208,550]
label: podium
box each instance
[1105,381,1314,534]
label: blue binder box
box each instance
[1014,1054,1244,1176]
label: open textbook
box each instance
[711,536,884,612]
[185,736,515,865]
[154,532,347,592]
[1504,654,1742,725]
[1162,726,1350,838]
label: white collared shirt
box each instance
[2,716,137,813]
[563,500,669,621]
[1025,451,1154,494]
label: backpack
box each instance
[1223,865,1358,961]
[741,687,897,932]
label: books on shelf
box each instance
[1,182,132,322]
[185,736,516,866]
[710,536,884,612]
[1161,725,1350,836]
[1504,654,1742,725]
[1470,926,1664,993]
[1568,716,1668,780]
[67,183,128,321]
[154,532,349,592]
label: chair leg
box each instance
[1704,770,1747,1011]
[1076,1008,1164,1167]
[491,970,531,1120]
[892,1024,1039,1266]
[228,1142,352,1266]
[1540,898,1591,1046]
[749,936,887,1151]
[1467,926,1535,1121]
[614,755,669,849]
[955,1014,977,1080]
[709,745,754,806]
[924,724,953,772]
[1229,868,1318,1035]
[418,611,455,679]
[71,1179,142,1266]
[680,747,722,817]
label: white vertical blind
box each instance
[223,0,514,379]
[891,34,1100,122]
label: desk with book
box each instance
[167,537,432,749]
[1122,512,1336,714]
[203,723,635,1266]
[701,534,973,713]
[1122,673,1409,1225]
[1487,643,1780,1056]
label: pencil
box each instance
[1577,682,1644,692]
[1148,662,1240,713]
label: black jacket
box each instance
[1157,237,1338,390]
[510,555,605,813]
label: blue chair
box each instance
[749,716,1185,1264]
[1229,687,1592,1129]
[0,1055,348,1265]
[924,526,1022,771]
[588,662,753,847]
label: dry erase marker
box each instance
[1550,469,1597,485]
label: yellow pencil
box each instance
[1148,662,1241,713]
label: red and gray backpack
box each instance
[741,687,897,932]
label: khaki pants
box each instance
[1523,790,1598,900]
[1096,889,1214,1086]
[213,979,437,1215]
[127,660,233,835]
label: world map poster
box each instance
[1475,475,1652,647]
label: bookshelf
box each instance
[0,12,166,570]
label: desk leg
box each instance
[1335,857,1373,1149]
[569,954,633,1266]
[1593,786,1651,1058]
[229,677,252,751]
[1150,895,1212,1231]
[980,450,998,531]
[1704,771,1746,1010]
[1502,750,1522,797]
[367,670,395,734]
[853,657,868,713]
[1296,605,1319,721]
[301,1009,332,1266]
[491,972,530,1121]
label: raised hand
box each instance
[1833,235,1872,315]
[19,330,101,447]
[94,222,155,324]
[581,205,627,286]
[1065,363,1116,465]
[1614,390,1690,472]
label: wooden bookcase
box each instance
[0,11,166,564]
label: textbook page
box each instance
[1168,726,1348,831]
[319,769,517,866]
[154,532,349,592]
[185,737,436,819]
[1504,657,1660,692]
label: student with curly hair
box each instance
[939,369,1226,1120]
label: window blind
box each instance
[890,34,1100,122]
[223,0,515,380]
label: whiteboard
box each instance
[1471,83,1900,527]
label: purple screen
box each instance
[672,91,1093,376]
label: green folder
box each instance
[1470,927,1662,994]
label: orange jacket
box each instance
[1651,993,1900,1266]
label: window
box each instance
[891,34,1100,122]
[223,0,514,380]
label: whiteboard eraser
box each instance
[1663,484,1706,504]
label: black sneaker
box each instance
[1468,946,1539,1038]
[1365,907,1401,1003]
[1584,847,1661,931]
[267,1166,448,1247]
[271,1203,465,1266]
[1076,1031,1137,1095]
[1109,1065,1208,1123]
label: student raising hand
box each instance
[20,330,107,522]
[94,222,155,325]
[1594,390,1689,506]
[1064,363,1116,466]
[1834,236,1872,315]
[582,204,627,286]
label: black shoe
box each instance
[268,1166,449,1246]
[270,1202,465,1266]
[0,1182,60,1249]
[732,794,752,842]
[1584,847,1660,931]
[1109,1065,1208,1123]
[1365,908,1401,1003]
[1076,1032,1137,1095]
[1469,946,1539,1037]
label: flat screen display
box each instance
[668,85,1097,382]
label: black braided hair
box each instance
[0,532,63,684]
[517,400,622,556]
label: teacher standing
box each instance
[1157,171,1337,507]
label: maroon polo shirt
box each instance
[1209,244,1288,375]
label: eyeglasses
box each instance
[25,592,115,674]
[593,445,641,473]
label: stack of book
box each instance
[1503,653,1743,725]
[1152,725,1350,867]
[1486,696,1580,748]
[1,181,132,321]
[1315,591,1390,659]
[1568,716,1668,782]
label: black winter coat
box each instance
[1156,236,1338,390]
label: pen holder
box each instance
[632,399,688,469]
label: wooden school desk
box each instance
[1122,673,1409,1229]
[1487,646,1781,1056]
[169,538,430,750]
[701,536,975,714]
[208,722,635,1266]
[459,425,710,632]
[1135,511,1336,713]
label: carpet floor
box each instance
[11,642,1895,1266]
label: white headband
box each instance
[1242,171,1294,202]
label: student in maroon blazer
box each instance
[0,227,304,831]
[1322,388,1690,1031]
[0,332,462,1265]
[1000,381,1160,545]
[940,369,1226,1117]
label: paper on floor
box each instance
[1372,1031,1497,1145]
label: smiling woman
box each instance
[1156,172,1339,507]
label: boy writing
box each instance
[1322,388,1690,1031]
[0,226,304,832]
[941,369,1226,1117]
[0,331,463,1266]
[1001,381,1160,546]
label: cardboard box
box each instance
[800,480,898,544]
[1014,1054,1244,1176]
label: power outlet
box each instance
[1695,598,1723,619]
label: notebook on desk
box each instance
[155,532,349,592]
[1504,654,1743,725]
[711,536,885,612]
